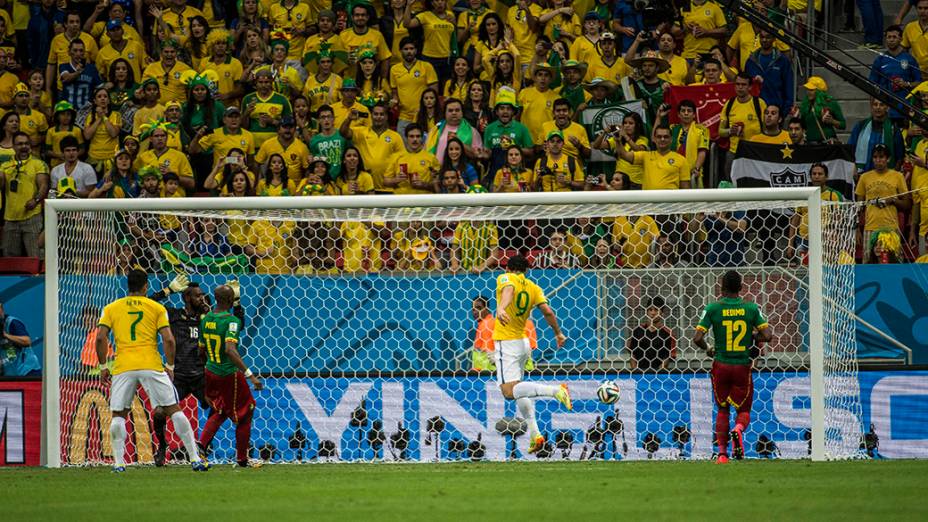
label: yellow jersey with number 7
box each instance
[493,272,548,341]
[98,296,170,375]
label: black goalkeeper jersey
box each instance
[166,306,204,379]
[150,290,245,379]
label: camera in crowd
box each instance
[633,0,683,28]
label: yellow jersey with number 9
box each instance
[98,296,170,375]
[493,272,547,341]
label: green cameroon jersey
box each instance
[696,297,769,365]
[199,310,242,376]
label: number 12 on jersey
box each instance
[722,319,747,351]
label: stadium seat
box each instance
[0,257,42,275]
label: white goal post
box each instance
[42,188,852,467]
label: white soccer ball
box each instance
[597,381,620,404]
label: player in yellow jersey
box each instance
[492,254,571,455]
[95,269,210,473]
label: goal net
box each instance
[44,190,863,466]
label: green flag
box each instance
[580,99,647,179]
[160,244,250,275]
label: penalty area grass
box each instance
[1,459,924,521]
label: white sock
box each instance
[171,411,202,463]
[512,381,560,399]
[110,417,127,467]
[516,398,540,438]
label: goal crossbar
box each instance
[44,187,821,213]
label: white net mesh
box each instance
[52,196,862,464]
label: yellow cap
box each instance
[494,86,518,109]
[802,76,827,91]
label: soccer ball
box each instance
[597,381,620,404]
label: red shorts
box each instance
[204,369,255,423]
[710,361,753,412]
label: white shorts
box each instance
[110,369,179,411]
[494,339,530,385]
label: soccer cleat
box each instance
[154,443,166,467]
[730,429,745,460]
[112,465,126,473]
[554,384,573,411]
[238,459,264,468]
[716,454,729,464]
[527,435,545,454]
[191,460,211,472]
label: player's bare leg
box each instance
[161,403,209,471]
[110,410,130,473]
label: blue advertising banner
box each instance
[854,265,928,364]
[181,370,928,463]
[23,263,928,377]
[57,271,599,375]
[0,276,44,374]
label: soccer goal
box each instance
[43,189,862,466]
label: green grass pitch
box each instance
[2,460,924,521]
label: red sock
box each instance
[235,409,253,463]
[716,407,730,455]
[735,412,750,433]
[198,412,225,449]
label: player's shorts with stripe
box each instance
[205,369,255,423]
[109,369,179,411]
[494,338,531,385]
[710,360,753,412]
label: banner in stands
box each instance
[55,370,927,464]
[664,83,738,143]
[580,99,647,176]
[731,142,856,199]
[0,380,41,466]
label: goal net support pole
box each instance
[42,208,60,468]
[807,193,825,462]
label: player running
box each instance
[197,285,263,467]
[492,254,571,455]
[692,270,773,464]
[148,275,244,466]
[95,269,209,472]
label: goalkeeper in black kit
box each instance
[149,274,244,466]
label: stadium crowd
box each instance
[1,0,927,273]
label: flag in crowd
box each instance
[732,142,856,199]
[580,99,646,175]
